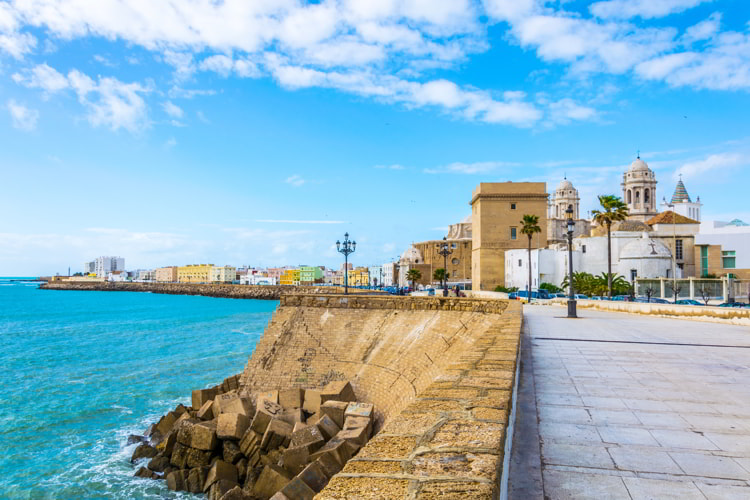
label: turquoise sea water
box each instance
[0,279,276,499]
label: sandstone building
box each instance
[622,155,658,222]
[471,182,549,291]
[155,266,178,283]
[547,178,592,245]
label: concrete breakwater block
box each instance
[133,377,375,500]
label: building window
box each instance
[582,245,587,253]
[630,269,637,282]
[451,243,457,249]
[518,259,522,267]
[511,203,516,210]
[452,258,459,265]
[510,227,517,240]
[723,250,736,269]
[644,188,650,204]
[675,239,683,260]
[701,246,708,277]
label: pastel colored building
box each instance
[347,267,369,286]
[300,266,324,284]
[155,266,178,283]
[280,269,301,286]
[178,264,214,283]
[211,265,237,283]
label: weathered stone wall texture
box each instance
[238,294,522,499]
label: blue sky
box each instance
[2,0,750,276]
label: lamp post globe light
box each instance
[566,206,577,318]
[437,237,453,297]
[336,233,356,295]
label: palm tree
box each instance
[520,214,542,302]
[591,195,629,298]
[406,269,421,291]
[433,268,446,286]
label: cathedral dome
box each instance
[400,246,423,264]
[557,179,574,191]
[619,233,671,260]
[629,157,651,172]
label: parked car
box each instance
[718,302,749,308]
[648,298,670,304]
[508,292,518,300]
[574,294,589,300]
[676,299,704,306]
[516,290,550,300]
[611,295,633,302]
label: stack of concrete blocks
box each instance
[130,376,374,500]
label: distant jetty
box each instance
[38,281,373,300]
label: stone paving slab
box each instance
[509,305,750,499]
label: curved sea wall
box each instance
[238,294,523,499]
[39,281,363,300]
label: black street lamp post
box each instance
[336,233,356,295]
[566,207,577,318]
[437,237,453,297]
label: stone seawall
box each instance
[39,281,362,300]
[239,294,523,499]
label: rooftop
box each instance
[646,211,699,225]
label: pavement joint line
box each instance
[534,337,750,349]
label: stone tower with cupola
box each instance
[622,155,658,222]
[547,177,591,245]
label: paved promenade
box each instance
[509,305,750,500]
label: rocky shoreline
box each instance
[39,281,358,300]
[129,374,374,500]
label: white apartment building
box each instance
[368,266,382,287]
[136,269,155,281]
[211,266,237,283]
[94,256,125,278]
[240,274,279,285]
[382,262,397,286]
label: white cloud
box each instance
[683,12,722,44]
[285,174,306,187]
[14,63,150,133]
[12,63,69,94]
[163,137,177,149]
[675,153,746,180]
[93,54,116,68]
[69,70,150,133]
[199,54,263,78]
[374,164,405,170]
[7,99,39,131]
[589,0,711,20]
[162,100,184,119]
[423,161,518,174]
[3,0,747,132]
[546,98,598,125]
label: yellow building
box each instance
[177,264,214,283]
[280,269,301,286]
[155,266,178,283]
[471,182,549,291]
[347,267,370,286]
